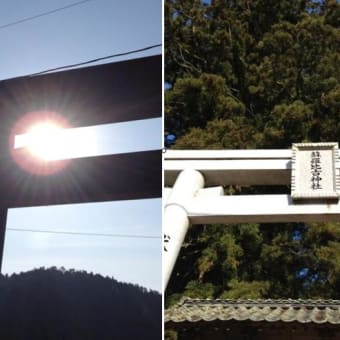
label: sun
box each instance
[14,119,98,162]
[16,121,65,161]
[11,111,99,175]
[10,111,74,175]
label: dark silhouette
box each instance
[0,267,161,339]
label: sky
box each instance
[0,0,162,291]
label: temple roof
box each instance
[165,298,340,324]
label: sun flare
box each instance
[14,119,98,162]
[25,122,65,161]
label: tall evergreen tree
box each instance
[165,0,340,304]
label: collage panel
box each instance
[164,1,340,339]
[0,1,162,339]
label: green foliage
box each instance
[166,0,340,147]
[219,279,270,299]
[165,329,178,340]
[165,73,241,136]
[165,0,340,303]
[175,117,259,149]
[183,281,216,299]
[263,100,313,146]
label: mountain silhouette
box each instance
[0,267,161,339]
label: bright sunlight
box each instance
[14,121,97,162]
[16,122,64,161]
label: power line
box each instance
[0,0,94,31]
[30,44,162,76]
[0,44,162,81]
[7,227,161,239]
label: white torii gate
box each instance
[163,144,340,291]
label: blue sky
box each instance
[0,0,161,79]
[0,0,162,291]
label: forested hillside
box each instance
[0,268,161,339]
[165,0,340,304]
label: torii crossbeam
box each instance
[163,145,340,291]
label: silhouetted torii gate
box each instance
[0,55,162,269]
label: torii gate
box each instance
[163,143,340,291]
[0,55,161,270]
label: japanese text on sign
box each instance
[311,151,322,190]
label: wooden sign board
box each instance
[291,143,340,200]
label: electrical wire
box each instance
[0,0,94,31]
[0,43,162,81]
[30,44,162,76]
[7,227,161,239]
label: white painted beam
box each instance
[165,159,292,186]
[185,195,340,224]
[163,149,340,291]
[196,186,224,197]
[164,150,340,186]
[164,149,293,159]
[164,186,224,202]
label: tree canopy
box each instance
[165,0,340,305]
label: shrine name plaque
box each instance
[291,143,340,200]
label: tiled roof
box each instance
[165,298,340,324]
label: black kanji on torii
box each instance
[311,151,322,190]
[164,234,171,252]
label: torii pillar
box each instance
[163,169,204,290]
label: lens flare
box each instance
[23,122,65,161]
[10,111,71,175]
